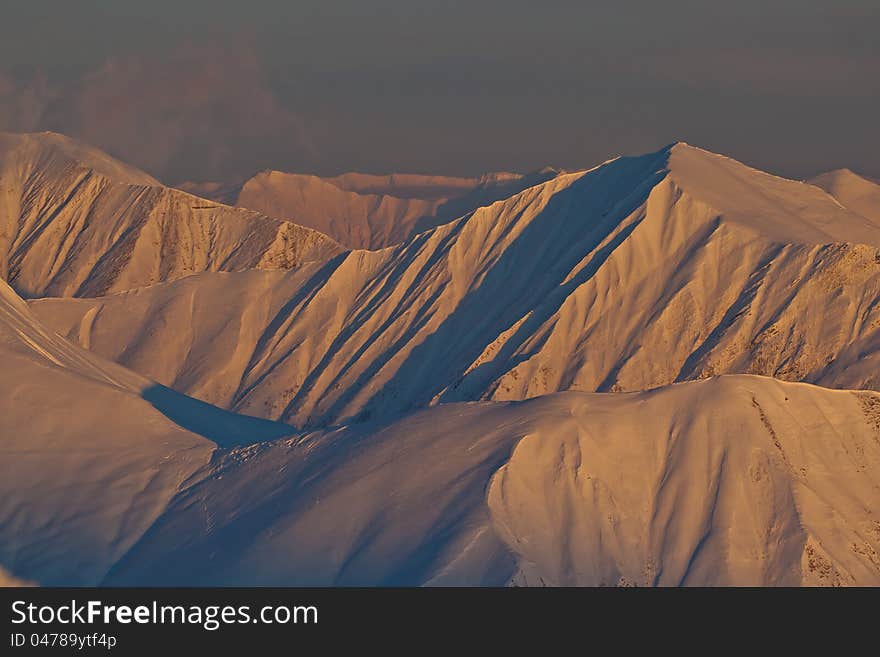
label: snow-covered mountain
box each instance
[179,168,559,249]
[3,132,880,587]
[35,142,880,428]
[0,132,341,297]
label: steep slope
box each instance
[0,279,296,585]
[180,168,558,249]
[0,132,341,297]
[809,168,880,225]
[104,376,880,586]
[35,143,880,427]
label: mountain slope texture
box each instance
[0,132,341,298]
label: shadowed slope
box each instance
[0,278,299,585]
[0,279,215,585]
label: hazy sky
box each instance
[0,1,877,183]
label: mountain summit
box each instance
[809,167,880,224]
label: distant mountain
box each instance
[809,168,880,224]
[36,143,880,427]
[0,132,341,298]
[179,168,560,249]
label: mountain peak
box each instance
[659,141,880,245]
[809,167,880,190]
[812,167,867,183]
[0,131,342,297]
[0,131,160,187]
[809,167,880,223]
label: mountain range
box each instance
[2,131,879,586]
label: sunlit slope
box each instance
[0,132,341,297]
[490,377,880,586]
[0,279,215,585]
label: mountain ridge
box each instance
[32,142,880,428]
[0,131,342,298]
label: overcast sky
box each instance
[0,1,876,183]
